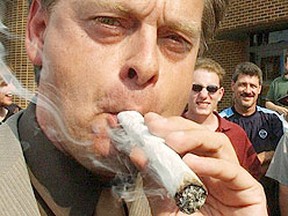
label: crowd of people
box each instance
[0,0,287,215]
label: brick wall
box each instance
[207,0,288,111]
[220,0,288,33]
[204,39,249,111]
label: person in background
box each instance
[266,131,288,216]
[0,0,268,215]
[183,58,261,179]
[0,76,21,124]
[220,61,284,216]
[265,52,288,121]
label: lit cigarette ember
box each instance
[114,111,207,214]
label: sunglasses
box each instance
[192,84,220,94]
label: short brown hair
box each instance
[232,62,263,85]
[194,58,226,86]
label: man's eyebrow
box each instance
[166,20,201,41]
[99,1,130,13]
[76,0,132,16]
[77,0,201,40]
[84,0,132,14]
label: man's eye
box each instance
[159,34,192,54]
[239,83,246,87]
[86,16,133,44]
[95,17,121,27]
[167,35,185,43]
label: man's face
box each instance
[26,0,203,174]
[231,74,262,112]
[0,81,13,107]
[188,69,223,118]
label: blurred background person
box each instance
[0,76,21,124]
[265,52,288,122]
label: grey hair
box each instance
[232,62,263,85]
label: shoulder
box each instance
[5,110,23,139]
[0,122,40,216]
[0,123,19,144]
[272,76,284,83]
[257,106,287,131]
[256,106,281,120]
[256,106,277,114]
[257,106,283,123]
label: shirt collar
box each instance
[214,111,231,133]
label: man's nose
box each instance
[244,85,253,93]
[197,88,209,99]
[120,25,159,87]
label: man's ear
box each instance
[218,87,224,102]
[25,0,48,66]
[231,81,235,91]
[258,84,262,94]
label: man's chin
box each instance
[83,149,137,179]
[241,103,254,110]
[4,101,12,106]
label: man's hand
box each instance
[257,151,275,176]
[277,106,288,120]
[142,113,267,216]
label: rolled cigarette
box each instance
[114,111,207,214]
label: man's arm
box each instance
[257,150,275,176]
[279,184,288,216]
[265,101,288,120]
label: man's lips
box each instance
[240,93,254,98]
[196,101,210,105]
[241,95,254,101]
[106,113,119,128]
[106,109,146,129]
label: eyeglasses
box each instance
[192,84,220,94]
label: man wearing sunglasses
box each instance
[183,58,261,179]
[219,61,284,216]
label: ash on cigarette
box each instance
[175,184,207,214]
